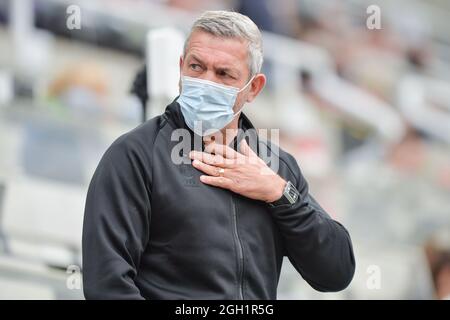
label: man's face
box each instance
[180,30,253,113]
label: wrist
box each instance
[265,176,286,203]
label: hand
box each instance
[189,139,286,203]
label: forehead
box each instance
[185,30,249,70]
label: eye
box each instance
[189,63,202,71]
[218,70,232,78]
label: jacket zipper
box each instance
[231,195,244,300]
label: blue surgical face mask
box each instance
[177,75,254,136]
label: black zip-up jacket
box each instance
[82,100,355,299]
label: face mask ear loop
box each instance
[238,75,256,93]
[233,75,256,117]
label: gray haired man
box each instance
[82,10,355,300]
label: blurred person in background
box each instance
[425,229,450,300]
[82,10,355,300]
[47,62,108,116]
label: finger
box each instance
[192,159,222,177]
[189,150,233,167]
[239,139,258,158]
[199,175,233,189]
[205,143,239,159]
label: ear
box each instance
[178,56,184,92]
[179,55,184,70]
[246,73,266,103]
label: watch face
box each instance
[269,181,299,207]
[285,181,299,204]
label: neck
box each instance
[203,115,240,147]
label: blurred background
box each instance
[0,0,449,300]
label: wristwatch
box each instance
[269,181,300,207]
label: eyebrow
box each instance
[187,54,206,67]
[187,54,241,77]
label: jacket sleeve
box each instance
[269,154,355,292]
[82,136,152,299]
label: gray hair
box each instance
[183,11,263,77]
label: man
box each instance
[82,10,355,300]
